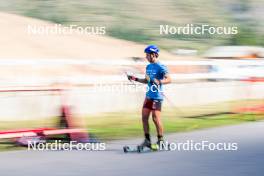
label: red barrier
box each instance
[0,87,89,143]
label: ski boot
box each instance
[137,138,151,152]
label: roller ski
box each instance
[123,139,169,153]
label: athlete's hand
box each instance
[127,75,138,81]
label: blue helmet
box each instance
[144,45,159,54]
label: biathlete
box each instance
[127,45,171,148]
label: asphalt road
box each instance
[0,121,263,176]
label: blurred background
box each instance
[0,0,263,142]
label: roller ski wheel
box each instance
[151,143,159,151]
[123,146,130,153]
[137,145,144,153]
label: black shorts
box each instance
[143,98,162,111]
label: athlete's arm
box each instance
[156,64,172,85]
[131,74,171,85]
[159,73,171,84]
[145,73,171,85]
[137,78,148,84]
[127,75,148,84]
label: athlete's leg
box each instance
[152,110,163,139]
[139,98,153,148]
[138,107,152,148]
[142,107,151,139]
